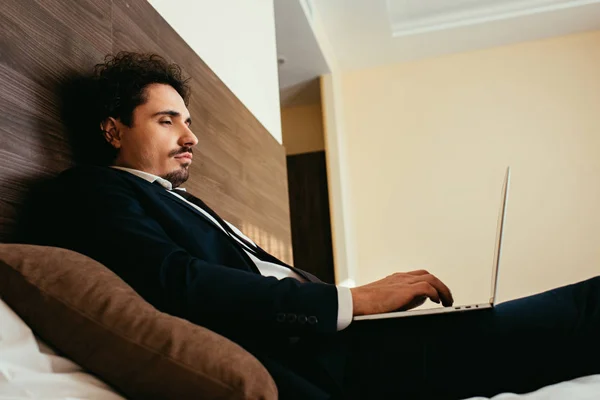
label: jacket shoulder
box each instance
[57,165,122,183]
[55,165,151,190]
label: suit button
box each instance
[276,313,286,323]
[287,314,297,323]
[308,316,318,325]
[297,315,308,324]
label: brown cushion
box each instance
[0,244,277,400]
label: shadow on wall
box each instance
[14,70,103,244]
[59,71,116,167]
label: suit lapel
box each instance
[156,189,219,227]
[156,189,322,282]
[128,178,321,282]
[116,171,258,270]
[154,188,261,274]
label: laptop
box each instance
[354,167,511,321]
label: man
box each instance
[33,52,600,399]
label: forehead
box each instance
[140,83,188,115]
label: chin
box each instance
[162,165,190,188]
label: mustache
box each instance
[169,147,193,157]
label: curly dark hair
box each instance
[93,52,191,127]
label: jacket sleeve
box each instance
[40,168,340,339]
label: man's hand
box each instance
[350,270,454,316]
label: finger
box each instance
[412,281,440,304]
[407,269,429,276]
[421,274,454,307]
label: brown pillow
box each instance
[0,244,277,400]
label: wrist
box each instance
[350,287,367,316]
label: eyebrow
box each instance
[152,110,192,126]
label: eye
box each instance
[160,120,172,125]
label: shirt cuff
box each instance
[336,286,353,331]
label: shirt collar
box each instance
[110,166,185,191]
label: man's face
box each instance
[103,83,198,187]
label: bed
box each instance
[2,296,600,400]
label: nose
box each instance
[179,125,198,148]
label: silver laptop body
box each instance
[354,167,511,321]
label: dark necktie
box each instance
[169,188,322,283]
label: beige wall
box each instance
[281,104,325,155]
[322,74,358,287]
[333,30,600,304]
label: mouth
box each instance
[174,153,193,161]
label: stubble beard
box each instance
[162,164,190,188]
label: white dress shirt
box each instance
[111,166,353,331]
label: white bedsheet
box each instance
[1,297,599,399]
[0,297,124,400]
[466,374,600,400]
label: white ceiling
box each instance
[274,0,600,105]
[387,0,599,36]
[312,0,600,71]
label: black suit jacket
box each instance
[34,165,339,339]
[30,165,348,399]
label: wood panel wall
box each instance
[0,0,293,263]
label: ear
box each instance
[100,117,123,149]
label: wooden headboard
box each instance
[0,0,293,263]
